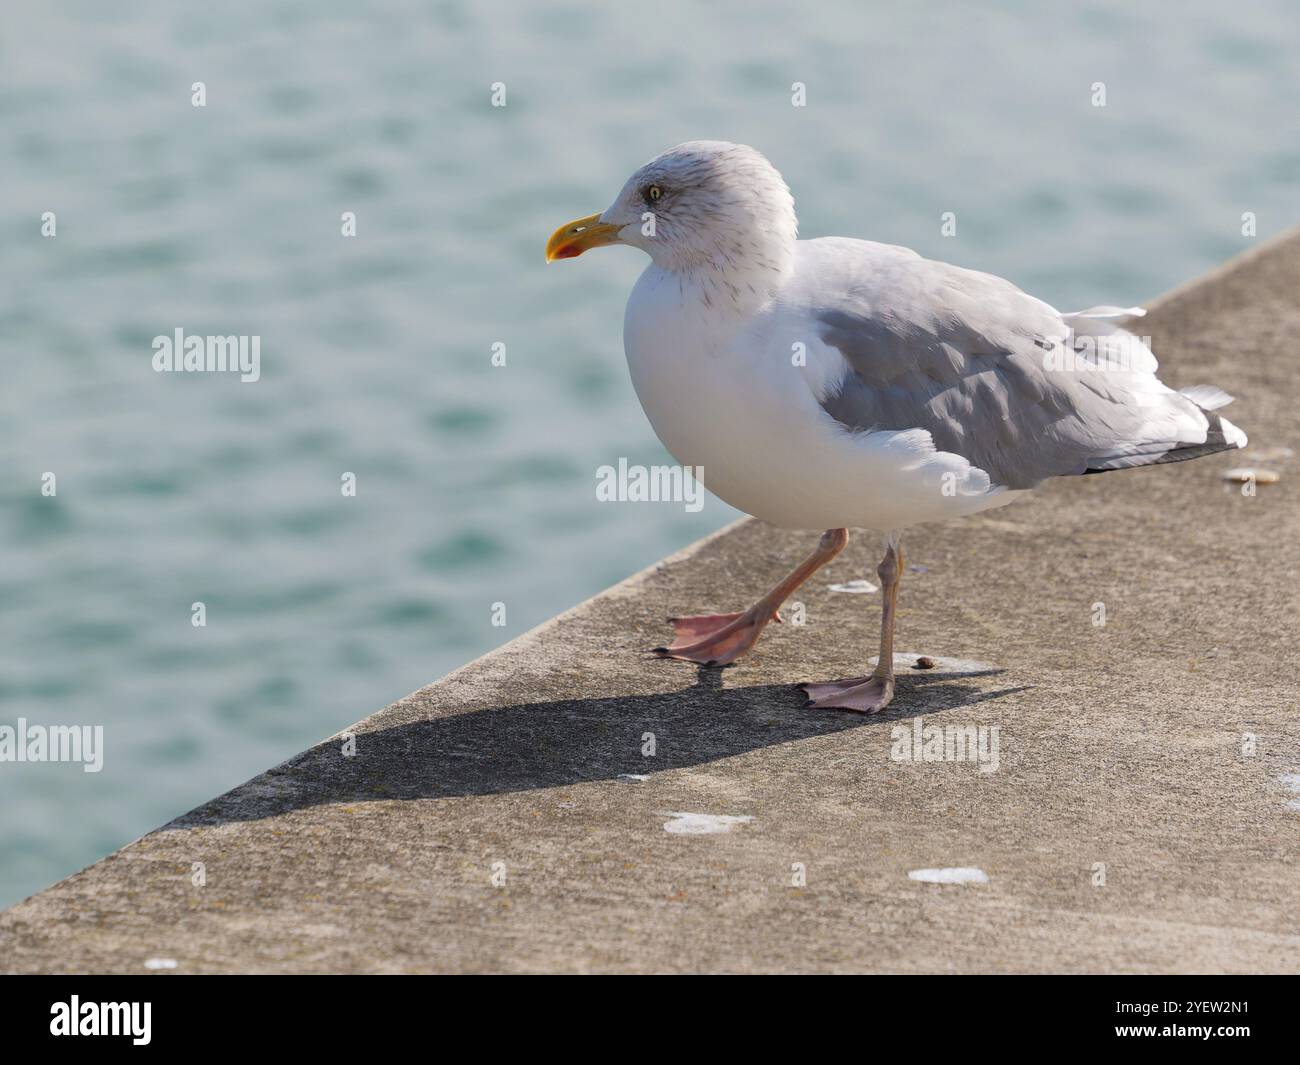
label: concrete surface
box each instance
[3,231,1300,974]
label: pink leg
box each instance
[654,528,849,666]
[802,539,902,713]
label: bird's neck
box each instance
[667,239,796,318]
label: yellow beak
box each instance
[545,213,623,262]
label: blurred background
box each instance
[2,0,1297,909]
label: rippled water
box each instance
[2,0,1296,908]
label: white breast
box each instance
[622,263,1021,532]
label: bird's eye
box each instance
[646,184,663,203]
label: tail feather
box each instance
[1082,392,1247,475]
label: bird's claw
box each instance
[801,675,895,714]
[652,608,779,666]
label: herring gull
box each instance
[546,141,1246,713]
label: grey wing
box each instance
[809,248,1245,490]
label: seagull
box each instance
[546,141,1246,713]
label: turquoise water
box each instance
[2,0,1297,909]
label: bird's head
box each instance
[546,140,798,282]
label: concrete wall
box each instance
[3,231,1299,973]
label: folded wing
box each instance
[802,239,1246,491]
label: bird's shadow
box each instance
[171,667,1026,828]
